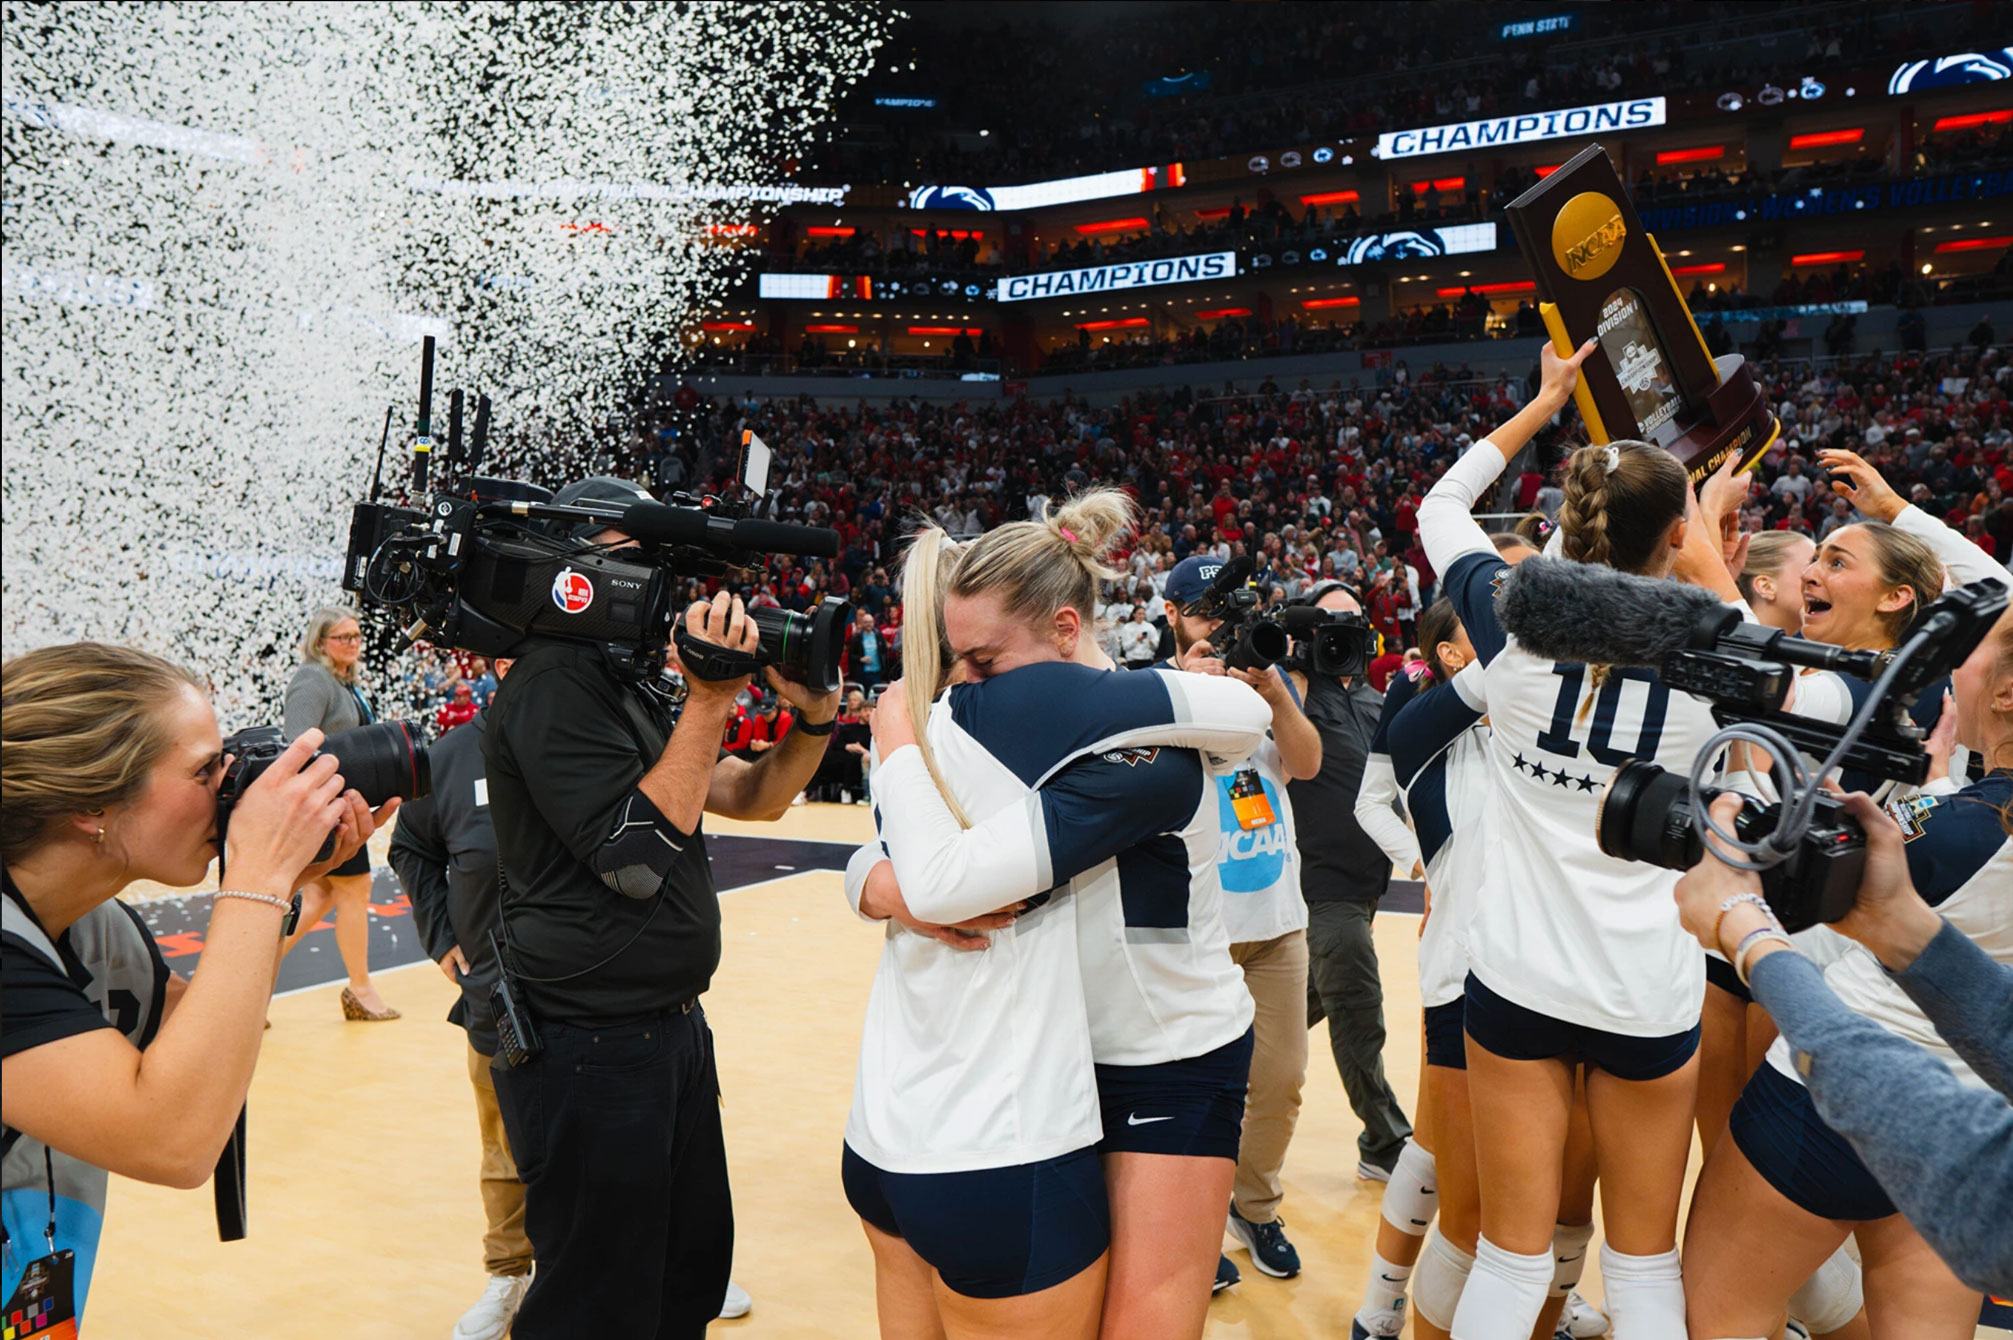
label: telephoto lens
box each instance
[216,721,432,863]
[1222,618,1291,671]
[1594,760,1865,932]
[751,598,851,695]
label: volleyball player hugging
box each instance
[1413,338,1755,1340]
[843,489,1273,1340]
[1675,454,2013,1340]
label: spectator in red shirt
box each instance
[434,682,478,736]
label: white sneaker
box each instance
[453,1274,530,1340]
[720,1280,753,1319]
[1558,1288,1610,1338]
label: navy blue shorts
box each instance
[1729,1062,1895,1222]
[1095,1027,1254,1159]
[841,1144,1109,1298]
[1704,952,1753,1005]
[1462,973,1700,1082]
[1424,997,1467,1070]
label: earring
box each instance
[94,828,107,845]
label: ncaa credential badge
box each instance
[552,567,594,614]
[1885,792,1937,843]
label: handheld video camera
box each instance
[1596,580,2008,930]
[1278,594,1377,680]
[341,339,850,691]
[1183,556,1290,671]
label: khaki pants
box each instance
[1228,929,1310,1223]
[469,1042,534,1277]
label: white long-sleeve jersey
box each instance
[874,661,1267,1072]
[1417,440,1745,1036]
[850,662,1267,1172]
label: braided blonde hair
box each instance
[1558,441,1689,715]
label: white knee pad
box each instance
[1788,1243,1864,1334]
[1379,1138,1439,1235]
[1449,1236,1550,1340]
[1598,1244,1686,1340]
[1550,1221,1595,1298]
[1413,1230,1475,1331]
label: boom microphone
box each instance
[1495,557,1732,667]
[618,501,841,559]
[1279,605,1337,632]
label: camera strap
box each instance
[672,626,763,683]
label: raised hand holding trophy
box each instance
[1505,144,1778,481]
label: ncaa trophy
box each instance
[1504,143,1777,480]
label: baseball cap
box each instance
[1165,554,1229,606]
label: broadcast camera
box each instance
[1279,582,1377,680]
[1594,580,2008,931]
[341,339,850,692]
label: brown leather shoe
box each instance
[341,987,401,1022]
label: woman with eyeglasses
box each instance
[281,605,398,1021]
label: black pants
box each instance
[1305,898,1413,1170]
[492,1003,732,1340]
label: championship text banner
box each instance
[997,251,1237,303]
[1375,97,1666,160]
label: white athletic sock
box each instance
[1599,1244,1686,1340]
[1550,1221,1595,1297]
[1379,1137,1440,1235]
[1787,1243,1863,1334]
[1354,1250,1413,1332]
[1449,1236,1550,1340]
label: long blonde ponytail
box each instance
[897,525,971,827]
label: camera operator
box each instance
[1674,789,2011,1300]
[1674,594,2013,1330]
[2,643,384,1322]
[1158,555,1324,1283]
[482,570,839,1338]
[1285,579,1414,1182]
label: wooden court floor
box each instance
[95,803,1678,1338]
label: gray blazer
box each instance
[283,661,370,741]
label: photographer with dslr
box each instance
[1675,602,2013,1334]
[482,568,839,1339]
[2,643,386,1324]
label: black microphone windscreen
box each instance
[616,503,841,559]
[1495,557,1725,668]
[618,502,711,546]
[1279,605,1334,630]
[731,516,841,559]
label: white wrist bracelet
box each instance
[1734,926,1794,988]
[214,890,292,915]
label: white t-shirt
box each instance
[1214,734,1307,945]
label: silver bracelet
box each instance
[1734,926,1794,988]
[214,890,292,915]
[1711,890,1773,952]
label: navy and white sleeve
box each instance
[874,744,1204,924]
[1416,440,1508,579]
[1388,674,1487,786]
[1355,671,1422,871]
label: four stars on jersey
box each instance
[1509,751,1600,791]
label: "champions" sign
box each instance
[997,251,1237,303]
[1375,98,1665,160]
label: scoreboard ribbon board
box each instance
[1505,143,1778,482]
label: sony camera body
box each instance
[1280,605,1377,680]
[1596,580,2008,930]
[342,340,849,690]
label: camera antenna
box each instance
[447,387,465,475]
[411,334,436,494]
[468,393,492,473]
[368,404,394,503]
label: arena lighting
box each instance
[909,228,981,239]
[1408,177,1466,194]
[906,162,1183,212]
[1931,109,2012,131]
[1299,190,1361,206]
[1655,145,1726,165]
[1073,216,1150,234]
[1078,317,1149,330]
[1788,128,1865,149]
[1301,296,1360,308]
[1195,306,1252,319]
[802,323,857,333]
[1194,207,1232,219]
[1790,250,1865,265]
[906,325,985,335]
[1670,262,1728,275]
[1535,164,1561,177]
[706,223,759,236]
[1934,235,2012,252]
[804,226,855,237]
[1436,280,1536,297]
[701,320,756,331]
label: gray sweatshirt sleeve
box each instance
[1890,918,2013,1101]
[1748,945,2013,1294]
[283,666,335,740]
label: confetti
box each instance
[3,0,891,722]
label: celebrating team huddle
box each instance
[842,340,2013,1340]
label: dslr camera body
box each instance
[343,338,850,691]
[1597,580,2008,930]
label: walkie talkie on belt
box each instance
[489,927,543,1068]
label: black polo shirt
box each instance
[482,643,717,1026]
[1288,673,1393,904]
